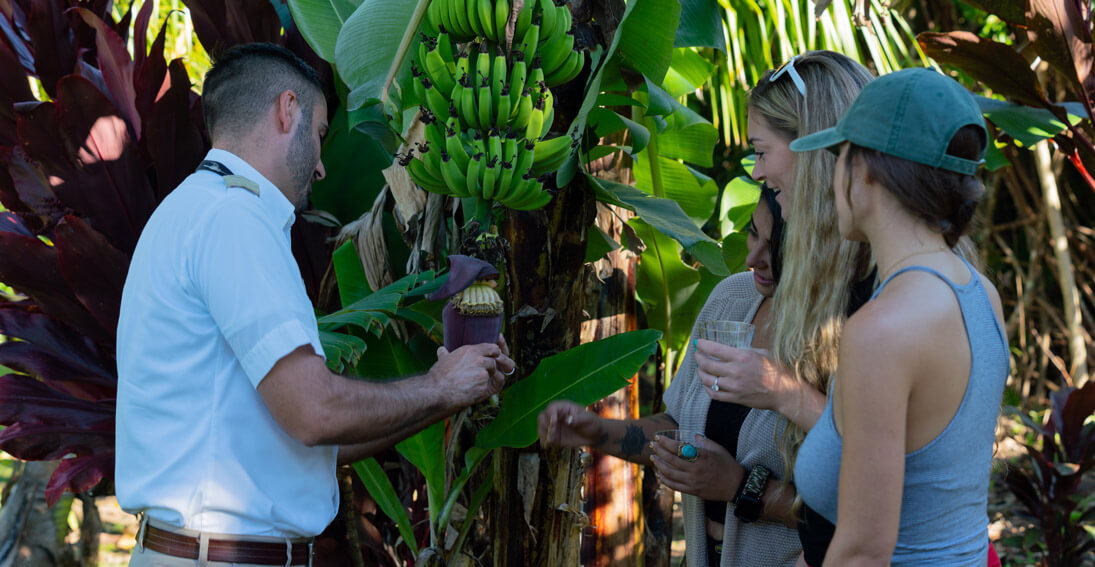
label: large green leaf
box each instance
[588,175,727,276]
[353,458,418,556]
[657,107,718,167]
[661,48,716,97]
[589,108,650,154]
[320,330,367,372]
[335,0,423,108]
[332,241,370,307]
[719,175,761,236]
[474,330,662,449]
[633,153,717,225]
[395,420,445,528]
[287,0,362,62]
[676,0,726,51]
[355,331,436,380]
[614,0,681,84]
[632,218,722,359]
[310,101,390,223]
[975,96,1087,147]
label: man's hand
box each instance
[538,400,605,448]
[430,337,515,407]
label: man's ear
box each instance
[274,90,298,135]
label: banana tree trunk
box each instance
[579,203,643,567]
[0,461,61,567]
[492,173,598,566]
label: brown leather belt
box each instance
[144,524,312,565]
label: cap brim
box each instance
[789,127,845,154]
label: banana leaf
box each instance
[614,0,681,85]
[587,175,727,277]
[319,330,367,372]
[335,0,425,110]
[676,0,726,51]
[354,458,419,556]
[309,99,391,223]
[475,329,661,449]
[287,0,363,62]
[395,420,445,531]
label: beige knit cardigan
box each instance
[662,272,801,567]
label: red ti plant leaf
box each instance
[0,373,114,428]
[55,215,128,340]
[918,31,1052,108]
[24,75,156,253]
[1026,0,1095,104]
[0,341,115,399]
[0,28,34,146]
[74,8,141,140]
[132,1,169,129]
[0,3,35,74]
[22,0,79,98]
[0,304,114,375]
[145,60,206,199]
[0,231,113,345]
[1057,382,1095,465]
[0,211,33,237]
[182,0,283,56]
[0,420,113,461]
[45,453,113,506]
[7,146,65,231]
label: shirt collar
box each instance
[204,148,297,229]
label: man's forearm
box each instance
[312,372,457,447]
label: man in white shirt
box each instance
[116,43,514,567]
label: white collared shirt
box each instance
[116,149,337,537]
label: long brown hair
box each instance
[748,51,874,482]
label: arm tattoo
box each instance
[619,424,649,457]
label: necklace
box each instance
[879,247,949,280]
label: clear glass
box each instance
[699,320,755,348]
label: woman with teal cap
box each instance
[790,68,1009,565]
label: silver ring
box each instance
[712,377,719,392]
[504,367,516,376]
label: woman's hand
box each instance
[649,432,745,502]
[694,340,824,429]
[538,400,604,448]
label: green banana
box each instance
[544,48,583,86]
[488,131,504,164]
[514,0,535,43]
[425,45,456,95]
[471,130,487,156]
[530,135,574,175]
[509,187,552,210]
[408,157,451,194]
[427,0,444,34]
[511,87,533,128]
[424,114,448,154]
[496,160,517,200]
[465,0,483,37]
[466,152,484,197]
[439,149,469,194]
[416,141,447,182]
[437,28,456,66]
[513,138,536,178]
[494,0,510,45]
[491,50,507,116]
[502,134,518,165]
[476,0,495,41]
[496,86,512,130]
[450,0,473,40]
[451,74,467,125]
[422,77,451,121]
[481,156,500,199]
[411,63,428,107]
[537,0,557,44]
[556,1,572,34]
[525,96,544,140]
[518,22,539,64]
[508,51,527,108]
[539,94,554,138]
[477,75,493,128]
[445,119,471,170]
[501,173,538,207]
[539,31,574,75]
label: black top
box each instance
[797,267,878,566]
[702,400,752,523]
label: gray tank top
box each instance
[794,257,1009,565]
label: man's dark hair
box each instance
[201,43,324,141]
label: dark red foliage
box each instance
[0,0,332,506]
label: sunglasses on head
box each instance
[770,55,807,98]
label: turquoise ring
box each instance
[679,442,698,461]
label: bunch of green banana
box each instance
[404,0,588,210]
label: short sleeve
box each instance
[191,198,322,387]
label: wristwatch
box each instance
[733,464,770,523]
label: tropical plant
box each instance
[1002,382,1095,567]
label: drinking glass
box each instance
[699,320,755,348]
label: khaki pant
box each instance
[130,517,312,567]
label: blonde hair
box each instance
[748,51,874,483]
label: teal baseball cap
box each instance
[789,68,987,175]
